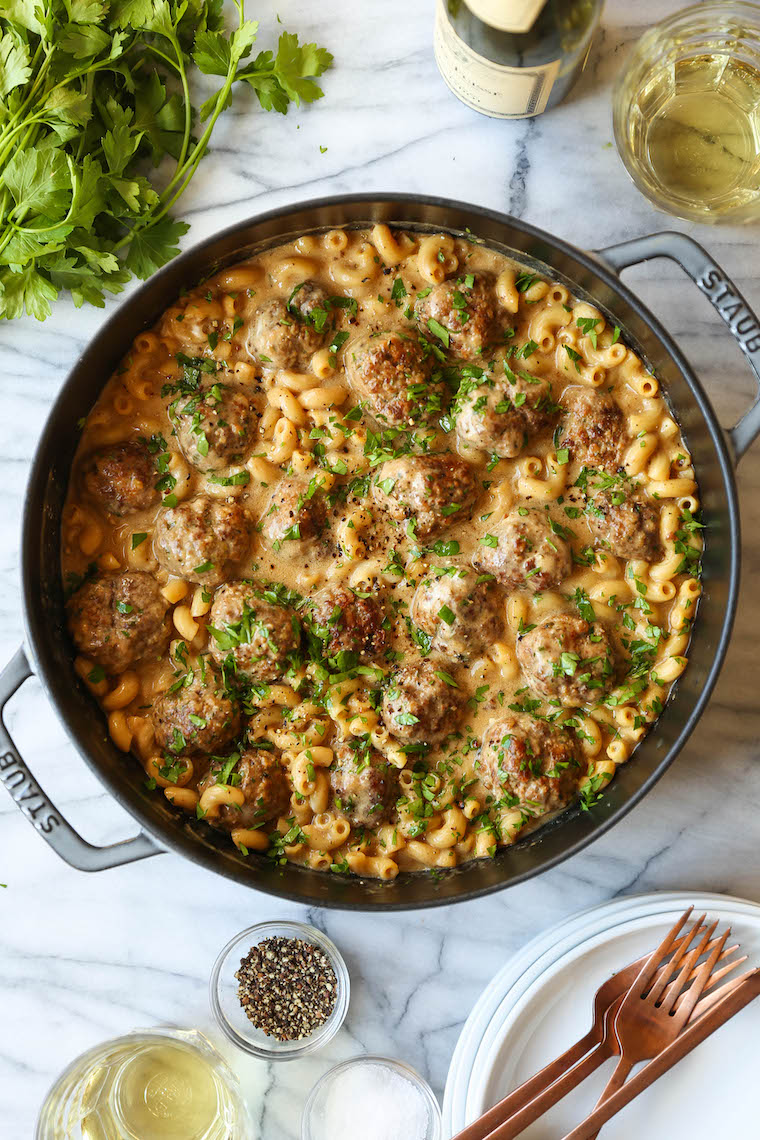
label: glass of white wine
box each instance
[35,1028,251,1140]
[613,2,760,222]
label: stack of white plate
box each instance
[443,892,760,1138]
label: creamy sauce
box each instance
[60,225,702,878]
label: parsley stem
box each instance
[146,33,195,204]
[113,15,244,253]
[0,48,53,162]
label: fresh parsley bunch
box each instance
[0,0,332,320]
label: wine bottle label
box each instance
[434,2,560,119]
[464,0,549,34]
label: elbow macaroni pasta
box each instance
[61,225,702,880]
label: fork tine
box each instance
[650,932,721,991]
[671,944,746,1015]
[656,918,718,1013]
[660,916,720,1016]
[700,953,748,994]
[646,913,706,1006]
[657,934,736,982]
[694,965,756,1018]
[669,925,731,1026]
[674,939,738,984]
[627,906,695,998]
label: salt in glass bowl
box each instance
[209,920,349,1061]
[301,1055,443,1140]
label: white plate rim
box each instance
[444,890,760,1134]
[443,891,665,1131]
[443,892,652,1131]
[466,897,760,1120]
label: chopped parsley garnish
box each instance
[391,278,407,304]
[674,508,704,575]
[572,586,596,624]
[576,316,601,349]
[328,329,350,367]
[434,669,459,688]
[208,471,250,487]
[516,271,539,293]
[428,539,460,556]
[427,318,450,348]
[564,345,582,372]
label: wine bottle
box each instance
[434,0,603,119]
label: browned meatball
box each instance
[208,581,299,682]
[152,666,241,755]
[516,613,618,707]
[171,382,257,472]
[416,274,499,359]
[372,454,479,538]
[587,488,661,561]
[456,370,557,458]
[559,387,627,472]
[382,659,464,745]
[478,713,582,814]
[329,740,396,828]
[198,748,290,831]
[260,476,328,555]
[67,571,170,673]
[246,282,329,369]
[308,584,389,665]
[154,496,251,585]
[82,440,159,517]
[411,569,503,660]
[345,332,445,428]
[473,508,571,593]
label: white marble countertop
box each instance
[2,1,760,1135]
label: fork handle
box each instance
[450,1029,598,1140]
[478,1042,611,1140]
[585,1058,635,1140]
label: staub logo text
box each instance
[0,751,59,833]
[699,268,760,354]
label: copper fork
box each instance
[450,921,718,1140]
[583,911,732,1139]
[562,967,760,1140]
[464,908,746,1140]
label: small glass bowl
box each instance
[301,1055,442,1140]
[209,920,349,1061]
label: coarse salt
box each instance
[314,1061,431,1140]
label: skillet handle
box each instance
[0,646,162,871]
[595,231,760,463]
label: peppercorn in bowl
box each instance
[210,920,350,1059]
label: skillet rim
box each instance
[19,192,741,908]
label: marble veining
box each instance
[2,2,760,1136]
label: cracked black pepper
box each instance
[235,936,338,1041]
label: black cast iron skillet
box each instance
[2,195,760,909]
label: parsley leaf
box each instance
[427,317,450,348]
[0,5,333,321]
[564,345,582,372]
[576,316,600,349]
[124,217,188,280]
